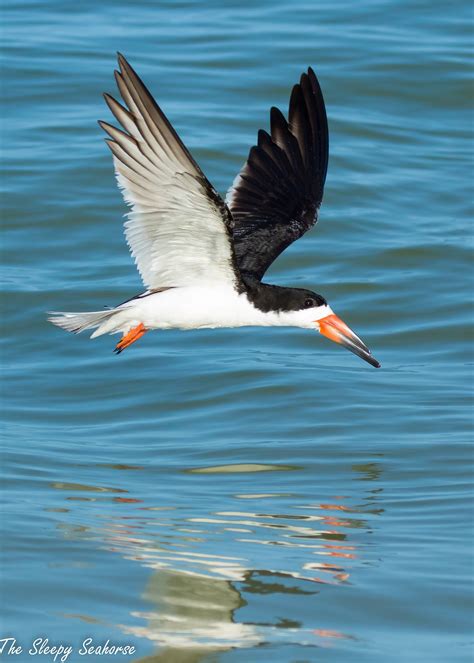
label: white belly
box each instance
[124,285,277,330]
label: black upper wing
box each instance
[227,67,328,281]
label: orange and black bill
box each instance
[318,314,380,368]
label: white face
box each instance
[277,304,334,329]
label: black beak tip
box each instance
[367,355,381,369]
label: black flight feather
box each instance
[228,67,329,281]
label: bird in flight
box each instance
[50,54,380,368]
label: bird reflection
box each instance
[122,570,261,663]
[50,462,384,660]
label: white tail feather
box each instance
[48,309,123,338]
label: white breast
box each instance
[125,286,273,330]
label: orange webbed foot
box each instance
[114,323,147,354]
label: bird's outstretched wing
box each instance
[100,54,240,290]
[226,68,328,282]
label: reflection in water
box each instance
[50,463,384,660]
[123,570,262,662]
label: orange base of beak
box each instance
[317,313,380,368]
[318,314,350,345]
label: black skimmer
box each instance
[50,54,380,368]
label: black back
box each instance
[227,67,329,282]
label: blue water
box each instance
[1,1,473,661]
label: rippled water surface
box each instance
[2,1,473,661]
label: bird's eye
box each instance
[304,298,315,308]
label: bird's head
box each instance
[279,288,381,368]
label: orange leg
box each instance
[114,323,147,354]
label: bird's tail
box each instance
[48,308,125,338]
